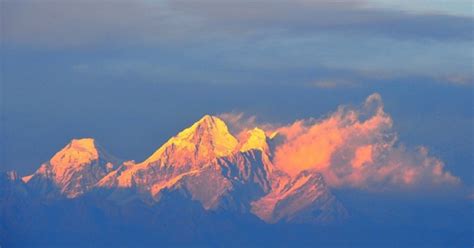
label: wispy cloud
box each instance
[1,0,177,47]
[2,0,472,47]
[171,0,473,41]
[2,0,472,86]
[312,79,357,89]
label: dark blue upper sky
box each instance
[1,0,473,190]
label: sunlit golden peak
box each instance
[144,115,238,164]
[196,114,216,124]
[186,115,228,133]
[240,127,269,152]
[69,138,97,150]
[175,115,235,144]
[50,138,100,168]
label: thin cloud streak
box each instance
[2,0,472,48]
[2,0,472,85]
[172,0,473,41]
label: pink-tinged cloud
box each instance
[272,93,459,189]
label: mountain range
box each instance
[12,115,346,224]
[1,115,471,247]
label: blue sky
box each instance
[1,0,473,190]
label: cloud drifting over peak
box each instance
[227,94,460,190]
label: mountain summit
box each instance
[23,138,119,198]
[50,138,103,167]
[144,115,238,166]
[239,127,270,153]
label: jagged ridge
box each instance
[17,115,347,224]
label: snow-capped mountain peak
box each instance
[23,138,119,198]
[50,138,99,170]
[143,115,238,165]
[240,127,270,153]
